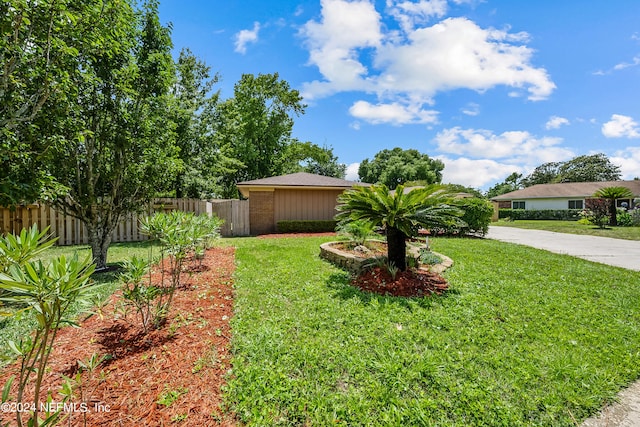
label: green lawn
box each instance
[493,219,640,240]
[227,236,640,426]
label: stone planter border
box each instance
[319,241,453,275]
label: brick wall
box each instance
[249,190,275,235]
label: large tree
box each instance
[358,148,444,189]
[521,154,621,187]
[336,184,463,271]
[486,172,523,198]
[0,0,110,205]
[42,0,182,269]
[169,48,241,199]
[215,73,306,198]
[285,141,346,178]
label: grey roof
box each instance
[492,180,640,201]
[237,172,369,188]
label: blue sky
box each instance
[158,0,640,190]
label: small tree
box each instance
[336,184,463,271]
[593,186,634,226]
[583,198,610,229]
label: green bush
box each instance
[617,210,638,227]
[276,220,337,233]
[498,209,582,221]
[457,198,493,235]
[431,198,493,236]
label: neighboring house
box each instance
[236,172,369,234]
[491,180,640,210]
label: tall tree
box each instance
[170,48,227,198]
[44,0,181,269]
[521,154,621,187]
[0,0,108,205]
[557,153,621,183]
[486,172,523,198]
[215,73,306,198]
[358,148,444,189]
[285,141,346,178]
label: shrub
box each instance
[430,198,492,236]
[131,212,222,330]
[276,220,337,233]
[457,198,493,235]
[336,219,376,247]
[498,209,582,221]
[0,225,96,427]
[617,210,636,227]
[419,248,442,265]
[583,198,609,228]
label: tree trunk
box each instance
[609,199,618,226]
[87,225,114,270]
[386,226,407,271]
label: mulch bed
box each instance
[0,247,237,427]
[352,266,449,298]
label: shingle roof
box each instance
[492,180,640,201]
[237,172,369,188]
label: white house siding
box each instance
[515,198,580,210]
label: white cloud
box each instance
[461,102,480,116]
[602,114,640,138]
[300,2,555,125]
[349,100,438,125]
[434,127,573,163]
[613,56,640,71]
[611,147,640,180]
[436,156,521,188]
[545,115,570,130]
[234,22,261,54]
[300,0,382,97]
[387,0,449,33]
[345,162,361,180]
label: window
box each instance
[512,201,525,209]
[568,200,583,209]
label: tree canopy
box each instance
[214,73,306,198]
[358,148,444,189]
[521,154,621,187]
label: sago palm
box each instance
[336,184,464,271]
[593,186,633,226]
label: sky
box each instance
[158,0,640,190]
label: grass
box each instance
[493,219,640,240]
[227,236,640,426]
[0,240,158,364]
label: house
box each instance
[491,180,640,210]
[236,172,370,234]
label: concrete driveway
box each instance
[486,226,640,271]
[486,225,640,426]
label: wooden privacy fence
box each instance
[210,199,250,237]
[0,198,250,245]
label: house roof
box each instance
[492,180,640,201]
[236,172,369,197]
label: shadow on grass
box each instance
[325,272,456,311]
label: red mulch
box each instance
[352,266,449,298]
[0,247,237,427]
[258,232,337,238]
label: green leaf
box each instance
[2,376,13,403]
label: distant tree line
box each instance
[486,154,623,198]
